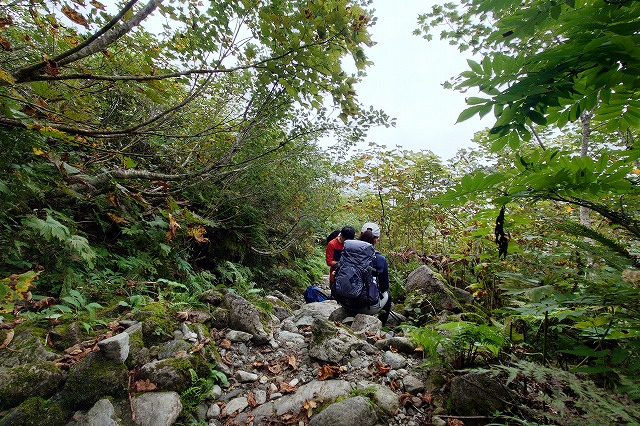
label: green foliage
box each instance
[418,0,640,142]
[480,359,640,425]
[180,368,228,415]
[404,321,507,369]
[22,289,103,332]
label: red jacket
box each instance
[325,237,345,283]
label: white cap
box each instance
[361,222,380,237]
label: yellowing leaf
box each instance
[166,214,181,240]
[107,213,128,224]
[90,0,106,10]
[32,147,46,156]
[0,68,15,85]
[565,206,573,213]
[187,226,209,243]
[61,5,89,28]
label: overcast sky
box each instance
[348,0,489,161]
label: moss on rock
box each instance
[132,301,176,346]
[0,397,67,426]
[0,362,65,410]
[59,352,128,409]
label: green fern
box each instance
[557,220,637,267]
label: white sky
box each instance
[349,0,489,161]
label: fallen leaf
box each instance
[0,35,11,51]
[0,329,14,349]
[448,419,465,426]
[303,399,317,417]
[166,213,181,240]
[132,379,157,392]
[390,379,400,391]
[219,338,231,349]
[317,364,341,381]
[247,391,257,408]
[278,382,297,393]
[286,354,297,370]
[373,360,391,375]
[268,363,282,374]
[389,345,398,353]
[176,311,189,321]
[399,392,413,407]
[420,393,433,404]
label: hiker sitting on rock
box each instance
[326,226,356,287]
[331,222,392,326]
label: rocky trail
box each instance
[3,268,637,426]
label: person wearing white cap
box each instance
[333,222,392,325]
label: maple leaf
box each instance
[278,382,297,393]
[61,5,89,28]
[303,399,317,418]
[373,360,391,375]
[317,364,340,380]
[188,226,209,243]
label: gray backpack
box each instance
[333,240,379,308]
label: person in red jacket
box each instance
[326,226,355,286]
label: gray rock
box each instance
[226,330,253,342]
[60,352,129,409]
[308,396,377,426]
[351,314,381,336]
[132,391,182,426]
[206,403,221,419]
[98,332,130,363]
[80,399,119,426]
[252,379,353,419]
[224,396,249,416]
[383,350,407,369]
[405,265,460,312]
[402,375,424,394]
[224,292,270,344]
[156,339,191,360]
[138,354,203,392]
[355,382,400,416]
[450,372,512,416]
[181,323,198,342]
[0,329,57,368]
[235,370,259,383]
[374,336,417,354]
[276,330,306,349]
[292,300,340,326]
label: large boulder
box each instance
[405,266,461,312]
[223,292,271,344]
[449,372,512,416]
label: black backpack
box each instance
[333,240,379,308]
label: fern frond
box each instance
[557,220,637,268]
